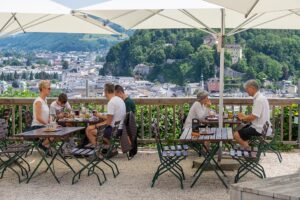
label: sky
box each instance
[54,0,107,9]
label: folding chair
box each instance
[261,127,282,163]
[71,121,120,185]
[151,122,188,189]
[248,122,282,162]
[0,118,31,183]
[230,121,270,183]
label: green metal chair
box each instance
[262,128,282,163]
[0,118,31,183]
[151,122,188,189]
[71,121,120,185]
[248,122,282,162]
[230,121,270,183]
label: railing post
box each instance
[298,80,300,148]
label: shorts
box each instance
[103,125,113,139]
[238,124,261,141]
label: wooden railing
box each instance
[0,97,300,146]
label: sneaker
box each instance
[101,148,108,154]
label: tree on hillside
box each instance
[191,46,215,81]
[250,53,283,81]
[148,48,166,65]
[14,71,19,79]
[21,71,27,80]
[0,72,4,80]
[62,60,69,70]
[175,41,194,59]
[29,72,34,80]
[26,58,32,66]
[12,80,19,88]
[129,46,145,65]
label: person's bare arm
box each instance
[95,121,107,128]
[238,113,257,122]
[105,114,113,126]
[95,112,108,120]
[35,101,48,125]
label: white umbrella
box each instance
[203,0,300,17]
[0,0,118,36]
[77,0,300,129]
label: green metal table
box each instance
[16,127,85,183]
[180,127,233,188]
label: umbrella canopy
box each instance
[78,0,239,32]
[78,0,300,33]
[203,0,300,17]
[77,0,300,128]
[0,0,118,36]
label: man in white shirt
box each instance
[86,83,126,146]
[184,90,211,129]
[50,93,72,120]
[234,79,270,148]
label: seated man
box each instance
[184,90,211,129]
[234,79,270,148]
[50,93,72,121]
[114,84,136,114]
[86,83,126,146]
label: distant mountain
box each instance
[0,33,125,52]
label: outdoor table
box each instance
[200,117,241,162]
[58,117,101,127]
[200,118,242,126]
[179,127,233,188]
[58,117,103,148]
[16,127,85,184]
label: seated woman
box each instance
[50,93,72,121]
[183,90,211,129]
[31,80,51,152]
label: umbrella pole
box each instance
[218,8,225,129]
[217,8,225,162]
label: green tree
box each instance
[62,60,69,70]
[148,48,166,65]
[13,71,19,79]
[0,72,4,80]
[175,41,194,59]
[26,58,32,66]
[29,72,34,80]
[21,71,27,80]
[250,53,283,81]
[191,46,215,81]
[12,80,19,88]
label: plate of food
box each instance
[44,128,62,132]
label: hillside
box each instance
[102,29,300,86]
[0,33,124,52]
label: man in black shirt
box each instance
[115,85,136,114]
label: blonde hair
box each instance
[38,80,50,92]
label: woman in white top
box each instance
[31,80,51,150]
[184,90,211,129]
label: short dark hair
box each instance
[58,93,68,104]
[114,85,124,93]
[104,83,115,94]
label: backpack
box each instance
[60,138,76,157]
